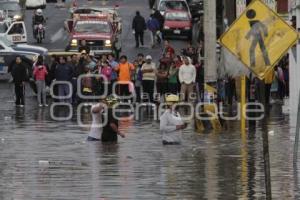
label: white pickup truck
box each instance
[0,19,27,43]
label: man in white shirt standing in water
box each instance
[160,95,187,145]
[87,102,104,141]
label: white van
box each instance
[0,19,27,43]
[26,0,46,9]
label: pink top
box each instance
[33,65,48,81]
[101,66,112,82]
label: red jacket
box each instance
[33,65,48,81]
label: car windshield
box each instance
[165,12,189,21]
[159,1,188,11]
[74,21,111,33]
[0,23,8,33]
[0,2,20,11]
[187,0,202,3]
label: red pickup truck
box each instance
[65,12,122,57]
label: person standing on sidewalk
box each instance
[141,55,156,103]
[179,56,196,102]
[156,62,169,101]
[33,56,48,107]
[162,40,175,58]
[55,56,74,103]
[108,54,119,93]
[101,60,113,95]
[132,11,146,48]
[115,55,135,100]
[11,56,28,107]
[147,14,161,48]
[168,61,179,94]
[134,53,145,103]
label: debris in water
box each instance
[268,130,275,136]
[39,160,50,167]
[4,116,11,121]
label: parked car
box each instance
[0,50,38,81]
[186,0,203,19]
[25,0,46,9]
[0,36,48,56]
[157,0,190,16]
[0,19,27,43]
[0,0,24,21]
[162,10,192,40]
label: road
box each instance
[24,0,189,61]
[0,0,299,199]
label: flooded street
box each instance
[1,0,298,199]
[0,83,298,199]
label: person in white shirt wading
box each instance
[179,56,196,102]
[160,94,187,145]
[87,102,104,141]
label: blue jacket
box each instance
[147,18,160,32]
[55,63,73,81]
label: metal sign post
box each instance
[241,75,246,131]
[219,1,299,199]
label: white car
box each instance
[26,0,46,9]
[0,19,27,44]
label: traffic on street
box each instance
[0,0,299,199]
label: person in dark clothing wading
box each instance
[132,11,146,48]
[102,96,125,143]
[11,56,28,107]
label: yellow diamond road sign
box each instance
[219,0,299,80]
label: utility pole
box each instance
[289,0,300,116]
[204,0,217,83]
[292,0,300,162]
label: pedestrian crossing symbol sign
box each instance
[219,0,298,80]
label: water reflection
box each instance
[15,108,25,124]
[247,128,257,199]
[0,89,299,199]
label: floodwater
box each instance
[0,83,299,199]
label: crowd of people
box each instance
[46,40,204,105]
[9,39,289,109]
[8,41,204,108]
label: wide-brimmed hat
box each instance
[165,94,179,105]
